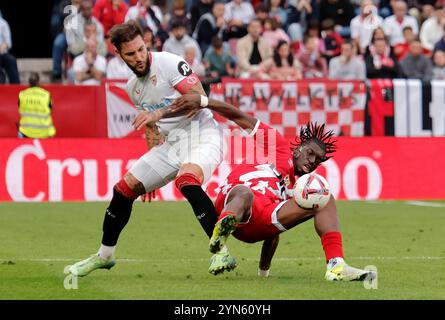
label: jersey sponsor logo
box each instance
[140,98,173,112]
[178,61,192,76]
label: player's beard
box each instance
[128,55,150,78]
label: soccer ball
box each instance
[293,173,331,210]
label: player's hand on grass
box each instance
[140,190,156,203]
[132,110,163,130]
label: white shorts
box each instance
[129,113,226,192]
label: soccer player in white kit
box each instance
[68,22,235,277]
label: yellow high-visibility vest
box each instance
[18,86,56,138]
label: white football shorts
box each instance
[129,112,226,192]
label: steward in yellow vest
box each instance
[18,73,56,138]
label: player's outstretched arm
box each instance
[172,94,258,132]
[258,235,280,277]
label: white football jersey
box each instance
[126,51,214,136]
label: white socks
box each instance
[98,244,115,260]
[327,257,345,270]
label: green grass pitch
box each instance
[1,201,445,299]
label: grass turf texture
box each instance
[1,201,445,299]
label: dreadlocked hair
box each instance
[291,122,337,160]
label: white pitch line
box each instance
[405,201,445,208]
[2,256,445,263]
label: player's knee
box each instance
[115,174,144,199]
[175,172,201,191]
[229,186,254,208]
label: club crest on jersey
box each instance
[150,75,157,86]
[135,88,141,95]
[284,175,290,187]
[178,61,192,76]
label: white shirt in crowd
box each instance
[224,0,255,25]
[73,54,107,85]
[350,14,383,50]
[383,15,418,46]
[106,56,133,79]
[125,3,163,35]
[419,16,444,51]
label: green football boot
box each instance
[68,254,116,277]
[209,215,237,254]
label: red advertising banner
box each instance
[0,137,443,201]
[0,85,107,137]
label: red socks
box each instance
[175,173,201,190]
[115,179,139,200]
[321,231,344,262]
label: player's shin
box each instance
[100,179,139,259]
[175,173,217,238]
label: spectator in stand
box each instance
[419,1,436,25]
[298,35,328,78]
[394,26,430,60]
[163,21,202,62]
[383,0,418,46]
[93,0,128,36]
[399,38,433,81]
[319,0,355,38]
[262,17,290,49]
[190,0,214,34]
[66,0,105,56]
[432,49,445,79]
[193,1,226,54]
[350,0,384,55]
[106,52,132,79]
[302,20,325,55]
[51,0,77,82]
[69,21,108,57]
[329,39,366,80]
[141,26,158,51]
[184,45,206,77]
[125,0,164,37]
[364,29,400,79]
[18,73,55,139]
[203,37,235,82]
[266,0,288,27]
[286,0,318,43]
[166,0,191,33]
[419,5,445,52]
[321,19,343,64]
[73,38,107,85]
[224,0,255,40]
[262,40,303,80]
[254,3,270,25]
[0,15,20,83]
[236,18,273,78]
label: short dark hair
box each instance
[109,22,143,51]
[211,36,223,49]
[170,20,187,30]
[321,19,335,31]
[292,122,337,161]
[29,72,40,87]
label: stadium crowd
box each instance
[2,0,445,84]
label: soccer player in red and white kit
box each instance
[69,22,235,276]
[172,95,375,281]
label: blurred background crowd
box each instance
[1,0,445,86]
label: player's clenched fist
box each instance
[132,110,163,130]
